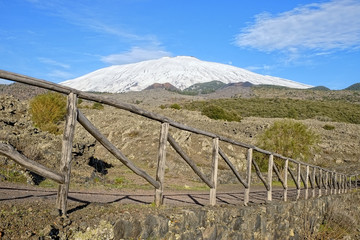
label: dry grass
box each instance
[301,201,359,239]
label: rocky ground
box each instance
[1,83,360,239]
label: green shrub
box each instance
[30,92,67,134]
[323,124,335,130]
[92,102,104,110]
[201,105,241,122]
[170,103,181,110]
[255,119,319,171]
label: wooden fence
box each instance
[0,70,359,216]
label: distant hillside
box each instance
[222,81,253,88]
[309,86,330,91]
[0,83,47,100]
[345,83,360,91]
[182,98,360,124]
[182,80,226,94]
[253,84,291,90]
[144,82,179,91]
[169,80,253,96]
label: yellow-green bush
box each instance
[255,119,319,171]
[170,103,181,110]
[30,92,67,134]
[92,102,104,110]
[201,105,241,122]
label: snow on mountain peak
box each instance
[60,56,312,93]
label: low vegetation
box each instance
[91,102,104,110]
[322,124,335,130]
[182,80,226,95]
[252,85,360,103]
[255,119,319,171]
[170,103,181,110]
[201,104,241,122]
[183,98,360,124]
[29,92,67,134]
[168,80,226,95]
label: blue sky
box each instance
[1,0,360,89]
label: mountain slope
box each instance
[60,56,312,93]
[345,83,360,91]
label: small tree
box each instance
[30,92,67,134]
[256,119,319,171]
[201,105,241,122]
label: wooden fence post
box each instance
[345,175,348,193]
[155,122,169,207]
[56,93,77,216]
[340,174,343,194]
[339,173,342,193]
[334,172,337,194]
[210,138,219,206]
[312,167,316,198]
[296,163,301,200]
[305,165,309,199]
[334,172,338,194]
[349,175,352,191]
[331,172,334,194]
[353,175,355,189]
[353,175,356,189]
[333,172,336,194]
[283,159,288,202]
[318,168,322,197]
[244,148,253,206]
[267,154,273,201]
[342,175,345,194]
[329,172,333,195]
[325,171,329,195]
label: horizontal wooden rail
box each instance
[0,143,64,184]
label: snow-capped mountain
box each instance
[60,56,312,92]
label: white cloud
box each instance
[48,70,74,79]
[38,57,70,69]
[235,0,360,52]
[101,47,172,65]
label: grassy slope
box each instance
[180,86,360,124]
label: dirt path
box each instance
[0,182,304,208]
